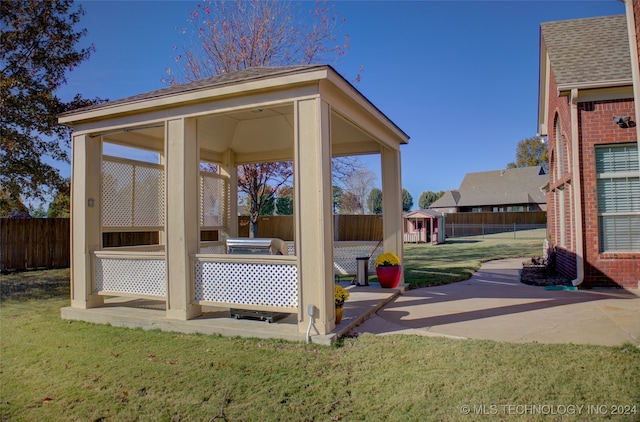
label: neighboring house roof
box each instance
[429,190,461,209]
[540,15,631,89]
[430,166,548,209]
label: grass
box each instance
[2,234,639,421]
[399,230,545,288]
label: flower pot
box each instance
[335,303,344,324]
[376,265,401,288]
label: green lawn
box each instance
[2,235,639,421]
[399,230,545,288]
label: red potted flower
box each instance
[374,252,402,288]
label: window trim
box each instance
[595,144,640,253]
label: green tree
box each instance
[258,186,275,216]
[1,0,101,201]
[275,186,294,215]
[419,190,445,209]
[402,189,413,212]
[0,189,29,217]
[507,137,549,172]
[47,180,70,217]
[30,203,48,218]
[367,187,383,214]
[332,185,343,214]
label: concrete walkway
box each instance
[353,258,640,346]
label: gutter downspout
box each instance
[570,88,584,286]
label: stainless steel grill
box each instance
[226,237,287,255]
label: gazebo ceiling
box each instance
[102,103,381,163]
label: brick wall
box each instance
[578,99,639,288]
[544,61,639,288]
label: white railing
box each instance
[404,231,428,243]
[91,240,381,306]
[93,250,166,298]
[193,255,298,312]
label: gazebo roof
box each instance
[61,66,318,115]
[59,65,409,163]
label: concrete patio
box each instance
[61,285,401,346]
[354,258,640,347]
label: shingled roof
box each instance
[60,65,327,117]
[430,166,548,209]
[540,14,631,88]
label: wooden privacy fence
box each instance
[444,211,547,226]
[1,215,384,271]
[0,218,70,271]
[4,213,543,270]
[444,211,547,238]
[237,215,383,241]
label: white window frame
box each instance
[596,144,640,253]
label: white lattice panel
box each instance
[333,244,382,275]
[201,173,227,227]
[199,244,226,254]
[286,242,295,256]
[102,158,164,228]
[195,261,298,308]
[95,258,166,297]
[102,160,133,226]
[134,165,165,226]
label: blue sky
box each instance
[57,0,625,206]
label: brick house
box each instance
[538,4,639,289]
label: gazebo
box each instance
[59,65,408,340]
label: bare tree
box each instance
[338,191,361,215]
[165,0,348,83]
[166,0,353,236]
[343,167,376,214]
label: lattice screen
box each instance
[195,261,298,308]
[102,157,165,228]
[199,244,226,254]
[285,242,295,256]
[95,257,166,297]
[200,172,227,228]
[333,244,382,275]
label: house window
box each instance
[471,207,482,213]
[596,144,640,252]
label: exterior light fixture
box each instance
[612,115,631,128]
